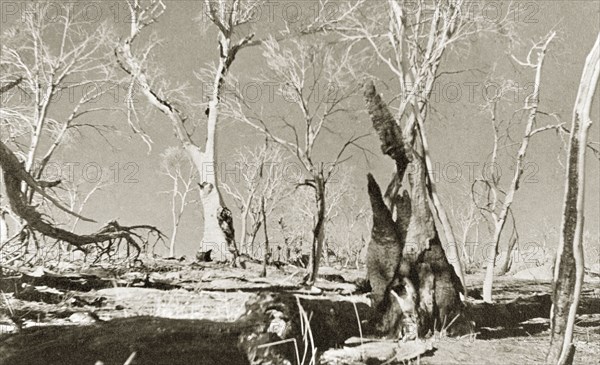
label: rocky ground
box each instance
[0,259,598,365]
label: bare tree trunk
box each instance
[498,234,518,276]
[306,173,326,285]
[473,225,480,266]
[414,113,466,289]
[239,206,250,254]
[547,33,599,365]
[248,221,262,258]
[460,223,472,265]
[0,210,8,244]
[23,85,53,199]
[168,178,179,257]
[260,197,269,278]
[483,32,555,303]
[169,226,178,258]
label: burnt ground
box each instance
[0,259,598,365]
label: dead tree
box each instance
[447,188,484,269]
[234,38,369,285]
[364,81,470,339]
[159,147,198,257]
[259,197,269,278]
[327,190,370,269]
[0,4,122,262]
[476,32,558,302]
[0,140,164,261]
[116,0,361,265]
[115,0,244,264]
[221,144,289,257]
[338,0,516,288]
[546,33,600,365]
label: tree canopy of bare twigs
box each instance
[159,146,199,257]
[114,0,363,265]
[473,32,566,302]
[221,143,290,257]
[0,2,160,265]
[232,34,370,284]
[334,0,518,288]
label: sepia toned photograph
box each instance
[0,1,598,364]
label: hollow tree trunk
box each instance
[546,33,599,365]
[363,81,469,338]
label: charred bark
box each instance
[363,81,467,339]
[363,81,410,177]
[366,173,406,336]
[415,236,469,335]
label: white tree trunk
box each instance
[184,143,231,262]
[240,206,250,254]
[415,113,466,289]
[547,33,599,365]
[118,4,241,264]
[0,211,8,244]
[482,33,555,303]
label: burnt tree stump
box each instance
[363,80,471,339]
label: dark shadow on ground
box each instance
[477,322,549,340]
[0,317,249,365]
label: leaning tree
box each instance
[0,3,162,265]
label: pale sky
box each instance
[1,0,599,259]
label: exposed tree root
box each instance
[0,141,165,260]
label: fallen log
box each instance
[466,294,552,328]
